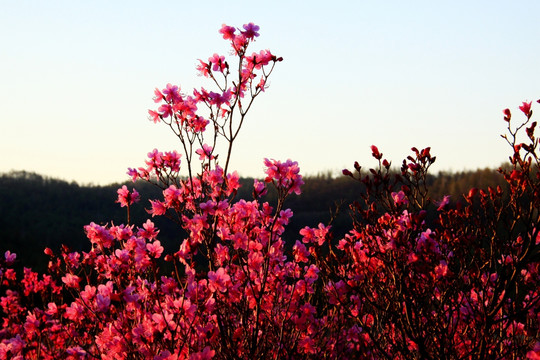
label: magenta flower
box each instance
[391,190,408,206]
[4,250,16,265]
[208,90,232,107]
[242,22,260,39]
[158,103,173,118]
[253,179,267,198]
[436,195,451,211]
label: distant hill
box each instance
[0,168,508,271]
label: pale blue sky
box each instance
[1,1,539,185]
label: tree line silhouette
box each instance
[0,167,508,272]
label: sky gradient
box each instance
[2,1,539,185]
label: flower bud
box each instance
[503,108,511,122]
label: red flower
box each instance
[519,101,532,118]
[371,145,382,160]
[503,108,511,121]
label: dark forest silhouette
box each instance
[0,167,508,271]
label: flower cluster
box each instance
[1,23,539,359]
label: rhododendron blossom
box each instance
[116,185,140,207]
[520,100,533,117]
[391,190,408,206]
[195,144,214,161]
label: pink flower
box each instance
[138,219,159,239]
[189,346,215,360]
[116,185,140,207]
[148,109,160,123]
[520,101,532,118]
[153,88,164,103]
[96,293,111,313]
[189,115,209,133]
[66,346,87,358]
[264,158,304,195]
[208,53,227,72]
[436,195,451,211]
[195,144,214,160]
[61,273,80,289]
[293,240,310,262]
[146,240,164,258]
[305,264,319,282]
[197,59,210,77]
[208,267,230,293]
[162,83,182,104]
[148,199,167,216]
[300,226,315,244]
[232,34,248,51]
[219,24,236,40]
[226,171,241,195]
[84,222,115,248]
[245,49,274,71]
[162,150,181,172]
[152,311,175,332]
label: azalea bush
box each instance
[1,23,539,359]
[335,101,540,359]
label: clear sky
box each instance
[2,1,539,185]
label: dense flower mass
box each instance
[1,23,539,360]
